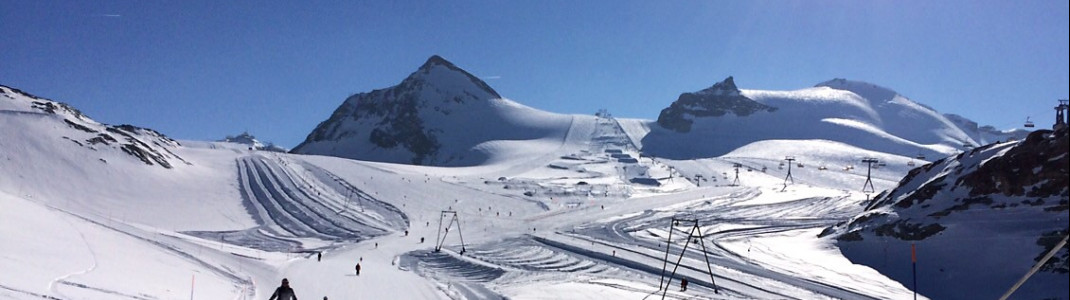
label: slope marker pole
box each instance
[911,243,917,300]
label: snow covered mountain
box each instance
[944,113,1030,146]
[824,127,1069,299]
[0,85,188,169]
[291,55,572,166]
[221,131,288,152]
[644,78,979,160]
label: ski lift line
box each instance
[999,233,1069,300]
[983,106,1052,130]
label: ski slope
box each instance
[1,82,1000,299]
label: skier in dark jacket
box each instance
[269,278,297,300]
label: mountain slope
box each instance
[0,84,257,229]
[1,85,188,169]
[944,113,1030,146]
[291,56,572,166]
[824,127,1069,299]
[642,78,978,160]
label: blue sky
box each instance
[2,1,1067,148]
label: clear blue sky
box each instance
[3,1,1067,148]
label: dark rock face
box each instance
[292,55,503,165]
[833,128,1068,242]
[870,128,1068,215]
[655,77,776,132]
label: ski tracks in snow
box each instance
[234,154,407,245]
[47,214,98,299]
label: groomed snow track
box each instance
[234,155,407,244]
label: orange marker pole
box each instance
[911,243,917,300]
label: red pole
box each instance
[911,243,917,300]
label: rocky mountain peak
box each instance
[419,55,456,71]
[655,76,775,133]
[292,55,508,165]
[695,76,741,97]
[407,55,501,99]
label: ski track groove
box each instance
[560,194,881,300]
[250,157,367,238]
[47,214,99,300]
[39,205,252,298]
[248,157,344,238]
[257,157,383,231]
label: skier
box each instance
[317,252,322,262]
[268,278,297,300]
[355,263,361,276]
[420,237,425,243]
[681,278,688,292]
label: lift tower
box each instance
[861,158,879,194]
[782,156,796,191]
[657,217,719,298]
[731,163,742,186]
[1055,99,1069,130]
[434,210,466,254]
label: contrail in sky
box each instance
[482,75,502,80]
[94,14,122,17]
